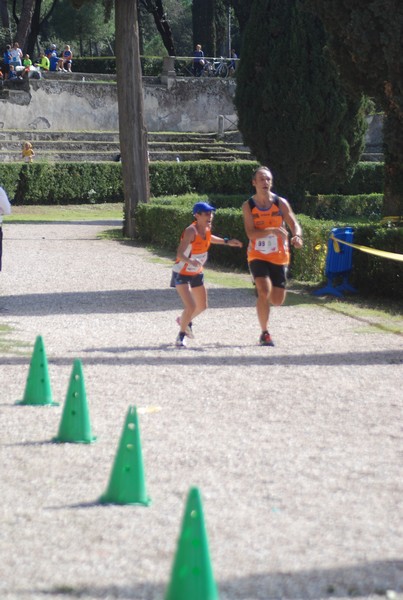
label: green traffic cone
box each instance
[18,335,58,406]
[53,359,96,444]
[99,405,151,505]
[164,487,219,600]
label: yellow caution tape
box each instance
[137,406,162,414]
[330,234,403,262]
[331,237,341,253]
[380,216,402,225]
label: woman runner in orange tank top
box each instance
[242,166,303,347]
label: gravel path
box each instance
[0,221,402,600]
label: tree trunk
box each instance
[115,0,150,238]
[140,0,176,56]
[382,103,403,217]
[15,0,36,52]
[26,0,58,58]
[150,0,176,56]
[0,0,10,29]
[26,0,43,57]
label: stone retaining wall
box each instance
[0,75,237,134]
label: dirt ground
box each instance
[0,222,402,600]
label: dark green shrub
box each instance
[288,216,334,281]
[141,57,163,76]
[340,162,384,194]
[73,56,162,76]
[302,193,383,220]
[0,164,21,198]
[208,208,250,269]
[351,225,403,298]
[135,204,191,250]
[0,163,123,204]
[73,57,116,74]
[0,161,384,207]
[307,162,384,195]
[149,161,258,196]
[151,193,246,209]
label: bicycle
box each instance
[202,57,229,78]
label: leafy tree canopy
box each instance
[139,0,192,56]
[303,0,402,108]
[46,0,114,55]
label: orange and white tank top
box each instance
[173,222,212,276]
[247,195,290,265]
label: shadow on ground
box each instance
[18,559,403,599]
[0,287,253,316]
[0,286,324,317]
[0,348,401,368]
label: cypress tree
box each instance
[214,0,229,56]
[234,0,368,203]
[304,0,403,216]
[230,0,252,34]
[192,0,228,57]
[192,0,214,56]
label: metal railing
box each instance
[218,114,238,135]
[174,56,239,78]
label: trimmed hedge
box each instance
[72,57,116,74]
[308,161,384,195]
[303,193,383,220]
[0,161,385,208]
[0,163,123,204]
[149,161,260,196]
[351,226,403,298]
[150,191,385,220]
[149,161,384,198]
[72,56,163,76]
[0,161,261,204]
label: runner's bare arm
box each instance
[211,234,243,247]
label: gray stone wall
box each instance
[0,76,237,133]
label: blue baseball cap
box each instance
[193,201,216,214]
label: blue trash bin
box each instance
[313,227,357,297]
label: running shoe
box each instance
[259,331,275,347]
[176,316,194,338]
[175,333,187,348]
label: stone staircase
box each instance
[0,129,253,163]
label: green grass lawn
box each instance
[6,203,124,222]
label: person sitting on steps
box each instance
[61,45,73,72]
[49,50,63,72]
[35,52,50,72]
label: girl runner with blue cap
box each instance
[171,201,243,347]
